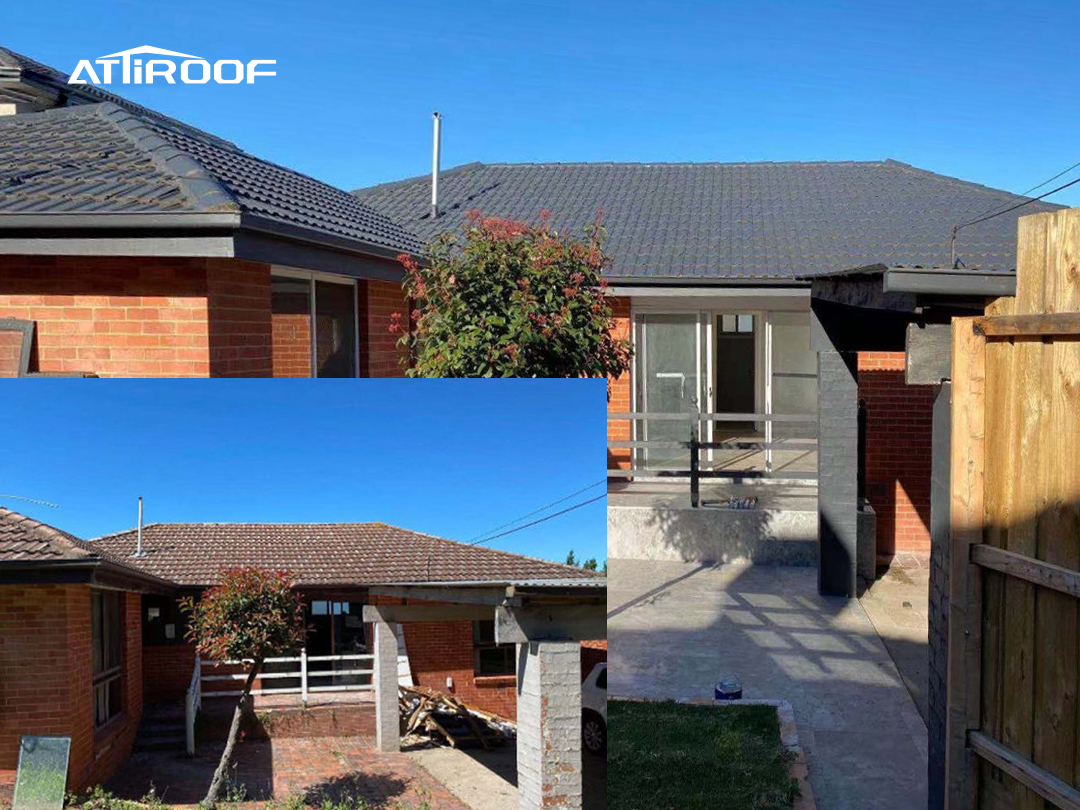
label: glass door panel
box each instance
[314,281,357,378]
[637,313,701,469]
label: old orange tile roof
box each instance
[89,522,600,588]
[0,506,126,565]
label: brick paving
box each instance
[105,737,471,810]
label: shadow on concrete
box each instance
[608,543,929,810]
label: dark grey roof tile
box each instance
[354,160,1061,278]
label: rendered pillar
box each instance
[817,347,860,597]
[374,619,400,752]
[516,640,582,810]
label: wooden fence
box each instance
[946,208,1080,809]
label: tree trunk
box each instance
[202,658,263,809]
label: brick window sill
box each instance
[474,675,516,688]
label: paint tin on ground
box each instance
[715,674,742,700]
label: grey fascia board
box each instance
[883,267,1016,297]
[238,213,420,263]
[607,275,810,288]
[612,285,810,298]
[0,212,241,230]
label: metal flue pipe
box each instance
[431,111,441,219]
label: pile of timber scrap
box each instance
[399,685,515,749]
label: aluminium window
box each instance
[92,589,123,728]
[473,620,515,677]
[271,271,359,378]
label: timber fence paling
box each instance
[946,207,1080,810]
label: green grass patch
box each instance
[608,700,800,810]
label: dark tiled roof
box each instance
[353,161,1063,279]
[0,506,111,562]
[89,522,601,588]
[0,45,425,256]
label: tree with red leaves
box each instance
[180,568,306,808]
[393,211,632,381]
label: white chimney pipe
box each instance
[431,111,441,219]
[135,496,144,557]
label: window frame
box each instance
[271,267,360,378]
[472,620,515,677]
[91,589,124,729]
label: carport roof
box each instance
[88,521,603,588]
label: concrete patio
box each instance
[608,559,928,810]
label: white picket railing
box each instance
[199,649,374,703]
[184,651,201,756]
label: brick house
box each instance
[356,160,1060,585]
[0,507,604,795]
[0,46,419,379]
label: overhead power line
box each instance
[465,478,606,545]
[950,173,1080,267]
[469,493,606,546]
[0,494,60,508]
[964,158,1080,225]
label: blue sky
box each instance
[0,380,607,566]
[6,0,1080,205]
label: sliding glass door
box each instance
[271,271,358,378]
[635,313,703,468]
[633,308,817,475]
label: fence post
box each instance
[690,432,700,509]
[301,646,308,705]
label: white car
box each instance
[581,662,607,754]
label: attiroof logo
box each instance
[69,45,276,85]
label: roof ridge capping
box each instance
[92,103,240,213]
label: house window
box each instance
[271,272,358,378]
[473,620,515,677]
[92,590,123,728]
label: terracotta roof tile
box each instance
[89,522,600,588]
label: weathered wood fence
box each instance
[947,208,1080,809]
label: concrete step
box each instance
[133,734,185,752]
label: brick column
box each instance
[516,641,582,810]
[374,620,400,752]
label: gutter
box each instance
[0,556,176,591]
[607,276,811,288]
[0,211,421,263]
[883,267,1016,297]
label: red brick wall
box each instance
[0,330,22,377]
[403,620,517,720]
[0,256,212,377]
[858,351,934,555]
[0,585,142,793]
[607,296,632,470]
[206,259,273,378]
[581,639,607,679]
[142,644,197,704]
[358,279,407,378]
[271,311,312,377]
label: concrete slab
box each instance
[607,484,818,564]
[608,559,927,810]
[858,555,930,726]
